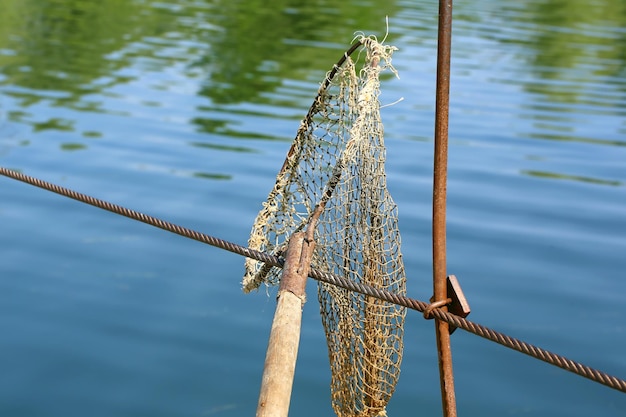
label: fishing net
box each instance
[243,35,406,417]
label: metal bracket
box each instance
[446,274,470,334]
[428,274,470,334]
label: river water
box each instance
[0,0,625,416]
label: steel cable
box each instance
[1,166,625,394]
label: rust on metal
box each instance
[446,274,470,334]
[425,275,469,325]
[432,0,457,416]
[423,298,452,319]
[447,275,470,317]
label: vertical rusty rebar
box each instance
[432,1,457,417]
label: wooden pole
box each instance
[256,231,314,417]
[433,0,457,417]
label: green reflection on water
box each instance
[32,117,74,132]
[2,0,623,110]
[1,0,624,181]
[527,132,626,147]
[0,0,171,100]
[190,0,400,105]
[0,0,401,103]
[522,169,622,186]
[0,0,178,144]
[60,142,87,151]
[0,0,401,147]
[192,172,232,181]
[523,0,626,103]
[189,142,259,154]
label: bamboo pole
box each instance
[432,1,457,417]
[256,231,314,417]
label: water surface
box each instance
[1,0,625,416]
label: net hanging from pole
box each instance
[243,35,406,417]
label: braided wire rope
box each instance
[1,166,625,394]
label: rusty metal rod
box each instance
[432,1,457,417]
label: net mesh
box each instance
[243,35,406,417]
